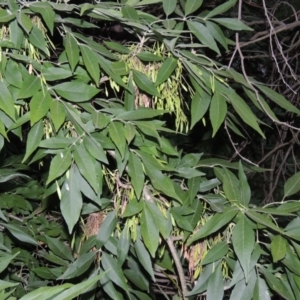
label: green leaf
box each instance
[206,20,228,51]
[108,122,126,159]
[232,215,255,281]
[136,52,163,62]
[122,6,139,21]
[60,166,83,234]
[101,252,129,293]
[29,25,49,55]
[145,201,172,239]
[74,143,99,193]
[261,267,295,300]
[271,235,287,263]
[19,284,72,300]
[96,212,117,248]
[52,273,104,300]
[135,239,155,280]
[206,0,237,18]
[0,252,19,273]
[29,2,55,35]
[64,32,79,72]
[162,0,177,17]
[0,82,16,120]
[144,162,181,202]
[190,90,211,129]
[201,242,229,265]
[185,0,203,15]
[117,224,130,265]
[92,110,110,129]
[1,223,37,245]
[128,152,144,198]
[80,44,100,86]
[42,67,73,81]
[22,120,44,162]
[133,70,160,97]
[39,137,76,149]
[162,0,177,16]
[15,13,31,31]
[50,99,66,131]
[118,108,166,121]
[46,150,72,185]
[188,21,220,55]
[104,41,130,54]
[44,236,74,262]
[253,277,271,300]
[246,210,284,234]
[140,204,159,257]
[124,123,136,143]
[187,207,238,245]
[18,74,41,99]
[210,92,227,137]
[155,57,177,86]
[256,84,300,115]
[135,121,160,140]
[206,263,224,300]
[58,252,95,280]
[29,91,52,125]
[83,136,108,164]
[282,247,300,276]
[230,90,265,138]
[238,161,251,206]
[0,10,16,23]
[212,18,253,31]
[53,81,99,102]
[284,171,300,199]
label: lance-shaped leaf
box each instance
[22,120,44,162]
[201,241,229,265]
[96,212,117,249]
[187,207,238,245]
[135,239,155,280]
[284,171,300,199]
[60,167,83,234]
[232,215,255,282]
[0,82,16,120]
[73,143,99,193]
[108,121,126,159]
[162,0,177,16]
[271,235,287,263]
[64,32,79,72]
[188,21,220,55]
[128,152,144,198]
[46,150,72,185]
[18,74,41,99]
[53,81,99,102]
[140,204,159,257]
[58,252,95,280]
[238,161,251,206]
[185,0,203,15]
[29,2,55,35]
[133,70,160,97]
[206,262,224,300]
[80,44,100,86]
[155,57,177,86]
[190,90,211,129]
[50,100,66,131]
[101,252,129,293]
[29,91,52,125]
[210,92,227,137]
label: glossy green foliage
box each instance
[0,0,299,299]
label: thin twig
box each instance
[166,237,188,300]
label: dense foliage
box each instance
[0,0,300,299]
